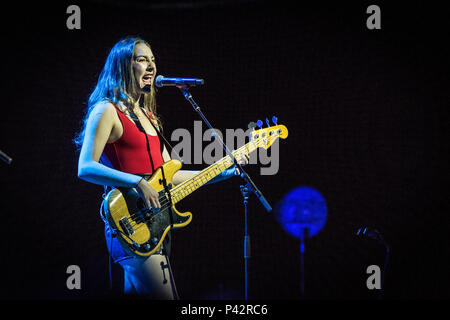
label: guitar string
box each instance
[125,138,257,222]
[166,129,281,199]
[125,136,262,224]
[128,149,240,217]
[123,134,277,231]
[124,133,277,229]
[167,137,255,194]
[118,133,280,239]
[124,151,243,225]
[118,133,279,233]
[126,164,231,224]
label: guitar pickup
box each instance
[119,217,135,236]
[136,199,158,220]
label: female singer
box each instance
[74,37,246,299]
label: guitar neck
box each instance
[170,140,258,204]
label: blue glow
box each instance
[276,186,327,240]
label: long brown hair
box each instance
[74,36,161,149]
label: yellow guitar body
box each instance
[103,123,288,258]
[104,159,192,257]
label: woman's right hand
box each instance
[136,178,161,209]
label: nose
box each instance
[147,61,156,71]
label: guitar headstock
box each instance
[249,116,288,149]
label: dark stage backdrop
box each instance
[0,1,448,300]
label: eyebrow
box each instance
[135,55,155,60]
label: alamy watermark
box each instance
[366,264,381,290]
[366,5,381,30]
[66,5,81,30]
[170,121,280,175]
[66,265,81,290]
[67,5,382,31]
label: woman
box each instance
[74,37,246,299]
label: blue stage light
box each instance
[276,186,327,240]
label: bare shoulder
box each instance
[80,101,119,161]
[88,100,121,127]
[90,100,117,118]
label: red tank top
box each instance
[102,105,164,174]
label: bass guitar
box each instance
[103,122,288,257]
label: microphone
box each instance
[154,75,204,88]
[356,227,390,249]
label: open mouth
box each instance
[142,73,153,85]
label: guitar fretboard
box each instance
[170,138,260,204]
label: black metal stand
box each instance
[299,228,309,299]
[300,239,305,298]
[178,87,271,211]
[0,149,12,164]
[378,235,390,300]
[379,245,390,300]
[178,87,272,300]
[240,184,251,300]
[356,227,390,300]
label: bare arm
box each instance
[77,101,161,208]
[161,143,200,185]
[161,144,248,186]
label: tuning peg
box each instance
[256,120,263,128]
[272,116,278,125]
[247,122,257,130]
[266,118,270,127]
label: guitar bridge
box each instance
[119,217,135,236]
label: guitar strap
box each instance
[99,104,175,283]
[145,115,182,163]
[132,111,175,229]
[133,117,156,172]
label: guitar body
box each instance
[103,159,192,258]
[102,123,288,258]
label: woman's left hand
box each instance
[205,153,250,185]
[234,153,249,176]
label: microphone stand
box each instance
[240,184,250,300]
[178,87,272,300]
[0,149,12,165]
